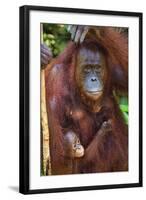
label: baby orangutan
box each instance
[46,130,84,175]
[64,130,84,158]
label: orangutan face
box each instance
[76,46,107,100]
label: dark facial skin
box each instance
[64,131,84,158]
[76,47,107,100]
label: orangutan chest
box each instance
[68,108,98,145]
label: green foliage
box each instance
[118,96,128,124]
[42,24,70,57]
[113,91,128,124]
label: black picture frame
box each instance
[19,5,143,194]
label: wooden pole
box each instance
[41,24,51,175]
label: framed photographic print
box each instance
[19,5,143,194]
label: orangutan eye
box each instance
[84,68,90,73]
[95,66,102,72]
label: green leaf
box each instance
[119,104,128,112]
[119,96,128,105]
[122,112,128,124]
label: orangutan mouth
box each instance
[87,90,103,95]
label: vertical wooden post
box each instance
[41,24,51,175]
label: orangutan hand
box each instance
[67,25,89,43]
[101,119,112,132]
[41,43,52,68]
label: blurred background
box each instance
[43,24,70,57]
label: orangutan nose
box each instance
[91,78,97,82]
